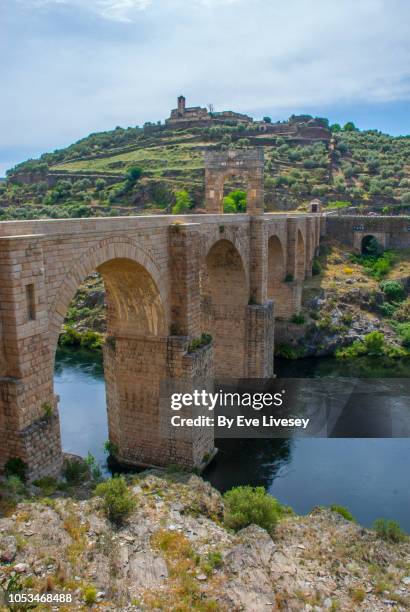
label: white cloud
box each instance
[2,0,410,169]
[19,0,152,22]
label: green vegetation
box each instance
[4,457,27,481]
[351,251,396,279]
[188,333,212,353]
[172,189,191,214]
[223,485,285,533]
[95,476,136,524]
[380,279,405,302]
[291,313,306,325]
[63,458,89,484]
[223,189,247,213]
[276,343,305,359]
[330,504,355,522]
[58,325,103,351]
[2,110,410,221]
[373,518,407,543]
[83,585,98,605]
[335,331,407,359]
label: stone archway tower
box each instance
[204,148,264,214]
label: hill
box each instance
[1,107,410,220]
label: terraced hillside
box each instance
[1,116,410,220]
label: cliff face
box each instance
[1,472,409,611]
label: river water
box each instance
[54,349,410,531]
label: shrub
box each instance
[80,330,103,351]
[330,504,355,522]
[126,166,143,182]
[373,518,406,543]
[291,314,305,325]
[58,326,81,347]
[276,344,303,359]
[172,190,191,214]
[363,331,385,355]
[312,257,322,275]
[188,333,212,353]
[63,458,88,484]
[284,273,293,283]
[95,476,136,524]
[380,280,405,303]
[396,322,410,347]
[83,585,97,605]
[378,302,397,318]
[223,486,283,533]
[5,457,27,481]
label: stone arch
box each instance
[50,239,172,473]
[296,230,306,280]
[200,238,248,377]
[49,238,167,352]
[361,234,381,256]
[267,235,286,316]
[204,149,264,214]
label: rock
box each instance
[196,573,207,581]
[128,552,168,588]
[0,535,17,562]
[13,563,28,573]
[402,576,410,585]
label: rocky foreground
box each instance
[0,471,409,611]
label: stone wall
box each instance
[326,215,410,250]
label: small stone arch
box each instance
[361,234,382,256]
[200,238,249,377]
[204,149,264,214]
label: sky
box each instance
[1,0,410,176]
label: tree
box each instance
[343,121,358,132]
[126,166,143,182]
[263,116,272,123]
[330,123,342,132]
[172,190,191,214]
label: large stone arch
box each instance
[200,238,249,377]
[49,238,168,351]
[267,235,286,316]
[204,149,264,214]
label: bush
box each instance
[5,457,27,481]
[80,330,103,351]
[95,476,136,524]
[363,331,385,355]
[291,314,305,325]
[172,190,191,214]
[396,322,410,347]
[312,257,322,275]
[83,585,97,605]
[330,504,355,522]
[373,518,406,543]
[223,486,283,533]
[380,280,405,303]
[63,458,88,484]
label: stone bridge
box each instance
[0,211,321,480]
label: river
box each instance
[54,348,410,531]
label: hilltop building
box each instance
[166,95,253,128]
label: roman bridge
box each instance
[0,211,321,480]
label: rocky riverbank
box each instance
[1,471,409,611]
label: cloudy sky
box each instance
[1,0,410,176]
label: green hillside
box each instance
[1,117,410,220]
